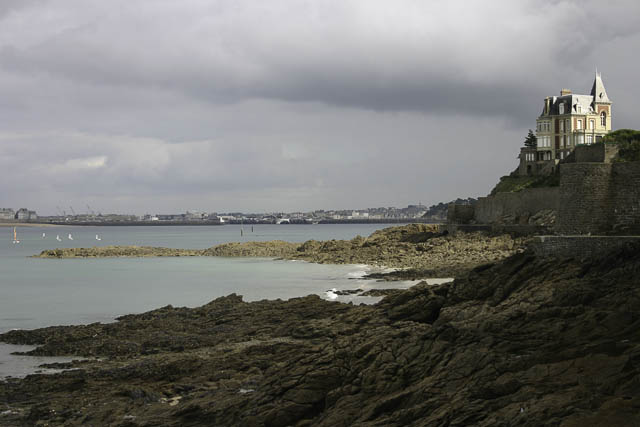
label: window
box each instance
[576,105,582,113]
[586,135,593,144]
[560,121,564,132]
[590,120,595,130]
[537,136,551,148]
[601,111,606,126]
[576,134,584,145]
[566,119,570,130]
[559,103,565,115]
[577,120,582,130]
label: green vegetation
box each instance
[490,173,559,195]
[603,129,640,162]
[524,129,537,148]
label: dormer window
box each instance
[559,103,565,115]
[600,111,606,126]
[576,105,582,113]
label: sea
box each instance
[0,223,431,378]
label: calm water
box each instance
[2,223,421,377]
[0,224,398,333]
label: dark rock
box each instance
[3,242,640,426]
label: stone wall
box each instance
[572,143,619,163]
[556,163,613,234]
[474,187,560,224]
[556,162,640,235]
[610,162,640,234]
[529,235,640,258]
[449,155,640,236]
[439,223,551,237]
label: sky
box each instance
[0,0,639,215]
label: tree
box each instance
[603,129,640,162]
[524,129,537,148]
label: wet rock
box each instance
[7,238,640,425]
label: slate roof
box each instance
[540,72,611,116]
[590,72,611,103]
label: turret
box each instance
[591,71,611,104]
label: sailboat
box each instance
[42,232,46,238]
[56,235,62,242]
[68,233,73,240]
[12,227,19,244]
[95,234,101,241]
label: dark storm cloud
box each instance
[3,0,638,120]
[0,0,638,213]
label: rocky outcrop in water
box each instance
[37,246,203,258]
[3,243,640,426]
[202,240,300,258]
[37,225,525,277]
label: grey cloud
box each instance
[2,1,638,120]
[0,0,638,214]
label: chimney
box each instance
[560,88,572,95]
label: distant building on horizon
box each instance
[0,208,15,221]
[0,207,40,221]
[519,71,612,176]
[15,208,38,221]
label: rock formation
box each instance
[37,224,526,278]
[3,243,639,426]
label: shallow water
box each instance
[0,344,78,379]
[0,224,397,333]
[0,223,448,378]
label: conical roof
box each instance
[591,71,611,103]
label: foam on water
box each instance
[346,264,370,278]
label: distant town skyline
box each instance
[1,0,639,214]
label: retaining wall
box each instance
[556,164,613,234]
[529,235,640,258]
[572,143,619,163]
[438,224,550,236]
[474,187,560,224]
[556,162,640,235]
[610,163,640,234]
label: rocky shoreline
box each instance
[2,241,640,425]
[37,224,526,278]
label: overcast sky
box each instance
[1,0,639,215]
